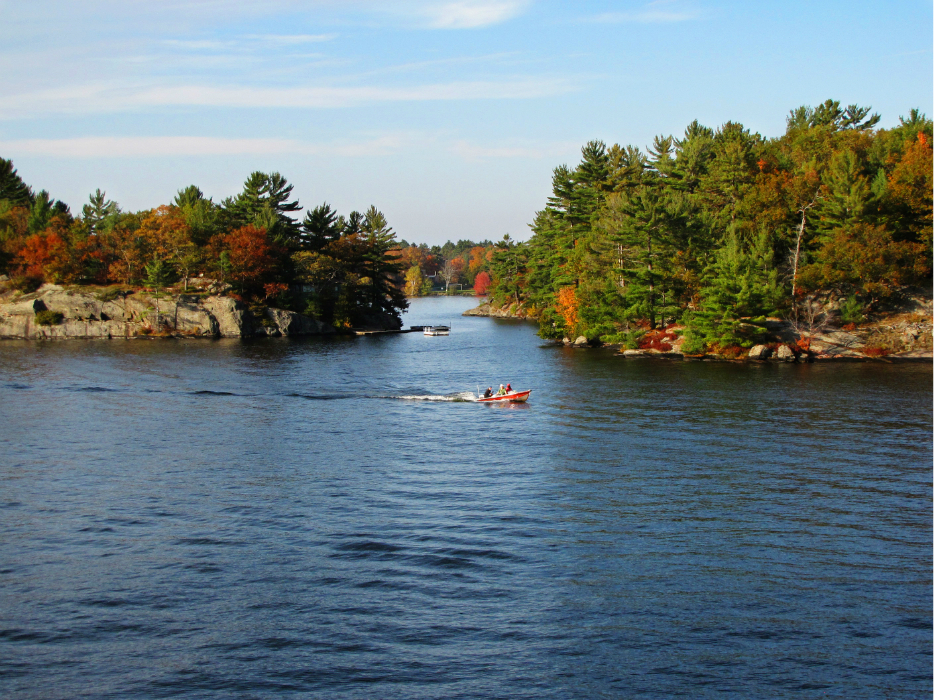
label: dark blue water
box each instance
[1,296,931,699]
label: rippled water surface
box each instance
[1,296,931,699]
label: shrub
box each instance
[839,296,865,325]
[712,343,747,359]
[638,329,677,351]
[35,310,64,325]
[95,287,125,302]
[623,329,644,350]
[11,275,42,293]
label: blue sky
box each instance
[1,0,931,244]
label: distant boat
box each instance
[476,389,531,403]
[424,325,450,336]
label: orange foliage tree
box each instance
[222,224,279,294]
[799,222,930,299]
[556,286,579,333]
[16,232,67,281]
[887,132,933,247]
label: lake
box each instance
[1,295,931,699]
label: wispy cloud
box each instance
[421,1,532,28]
[0,133,579,164]
[0,77,577,118]
[584,0,698,24]
[449,138,577,161]
[162,34,336,53]
[0,135,409,158]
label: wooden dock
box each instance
[352,325,446,336]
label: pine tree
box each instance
[226,171,302,248]
[0,158,33,206]
[301,203,341,251]
[683,231,782,351]
[83,189,120,233]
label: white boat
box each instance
[424,325,450,336]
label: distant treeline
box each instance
[474,100,932,351]
[394,238,500,296]
[0,168,407,328]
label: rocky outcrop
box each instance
[263,307,333,336]
[748,344,772,360]
[0,285,336,340]
[462,301,534,319]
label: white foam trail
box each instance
[392,391,477,402]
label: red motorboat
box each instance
[476,389,531,403]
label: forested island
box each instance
[0,99,931,355]
[469,100,932,359]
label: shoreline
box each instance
[464,300,934,363]
[0,284,352,340]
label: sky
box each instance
[1,0,931,245]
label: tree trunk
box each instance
[791,209,806,298]
[647,231,655,329]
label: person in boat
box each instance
[506,383,512,393]
[483,387,493,398]
[497,384,507,395]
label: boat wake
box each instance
[388,391,477,403]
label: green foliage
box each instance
[224,171,302,248]
[82,189,120,233]
[0,158,33,206]
[470,99,931,349]
[11,275,42,293]
[144,257,172,290]
[838,296,865,324]
[680,232,781,349]
[35,309,64,325]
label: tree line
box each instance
[0,168,408,328]
[479,100,931,351]
[395,238,500,296]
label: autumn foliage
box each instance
[556,286,579,332]
[473,270,491,296]
[221,224,280,293]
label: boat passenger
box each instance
[484,387,493,398]
[497,384,506,395]
[506,383,512,393]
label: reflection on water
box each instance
[0,296,931,699]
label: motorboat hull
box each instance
[476,390,531,403]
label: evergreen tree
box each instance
[225,171,302,247]
[683,231,782,351]
[301,203,341,251]
[173,185,220,246]
[83,189,120,233]
[0,158,33,206]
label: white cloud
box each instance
[0,135,409,158]
[449,139,578,161]
[162,34,336,52]
[0,77,575,118]
[420,1,531,28]
[586,1,698,24]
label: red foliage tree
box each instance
[15,231,67,281]
[473,270,491,296]
[223,224,279,294]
